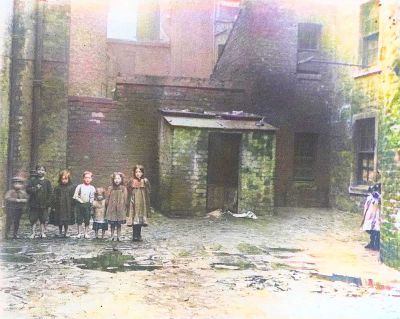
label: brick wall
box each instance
[213,0,336,207]
[159,125,276,217]
[327,1,400,268]
[38,1,70,182]
[161,127,209,216]
[69,0,108,97]
[239,132,276,215]
[67,77,245,207]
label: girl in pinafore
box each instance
[51,170,76,237]
[105,172,128,241]
[92,187,108,239]
[128,165,151,242]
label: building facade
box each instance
[213,0,339,208]
[2,0,400,267]
[329,0,400,268]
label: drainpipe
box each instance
[7,0,19,188]
[30,0,44,170]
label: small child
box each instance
[361,184,381,251]
[73,171,96,239]
[51,170,76,237]
[26,165,52,238]
[4,176,29,239]
[92,187,108,239]
[105,172,128,241]
[127,165,151,242]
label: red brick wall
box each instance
[70,0,218,95]
[67,78,245,206]
[69,0,108,97]
[213,0,337,207]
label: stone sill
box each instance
[353,68,382,79]
[296,73,322,81]
[107,38,170,48]
[348,185,369,196]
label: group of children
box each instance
[4,165,150,242]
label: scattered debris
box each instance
[206,209,224,220]
[226,210,258,219]
[205,209,258,220]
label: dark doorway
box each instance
[207,133,241,212]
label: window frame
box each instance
[293,133,319,182]
[352,113,377,186]
[296,23,322,75]
[359,1,380,68]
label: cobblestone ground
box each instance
[1,208,400,319]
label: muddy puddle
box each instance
[0,254,34,263]
[72,252,162,273]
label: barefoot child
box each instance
[92,187,108,239]
[73,171,96,239]
[51,170,76,237]
[128,165,151,242]
[4,176,29,239]
[26,165,52,238]
[105,172,128,241]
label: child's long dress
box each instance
[105,185,128,225]
[361,192,381,250]
[362,193,380,232]
[129,178,150,226]
[51,183,75,226]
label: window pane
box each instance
[357,152,374,184]
[294,133,318,180]
[298,23,321,50]
[358,118,375,152]
[107,0,138,41]
[360,1,379,66]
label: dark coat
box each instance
[26,177,52,209]
[51,183,76,226]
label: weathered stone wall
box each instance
[67,77,245,207]
[239,132,276,215]
[39,0,70,182]
[158,118,174,214]
[6,0,36,180]
[213,0,336,207]
[166,127,208,216]
[328,1,400,268]
[375,2,400,269]
[159,126,276,217]
[3,0,70,186]
[0,0,13,211]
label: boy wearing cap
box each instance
[4,176,29,239]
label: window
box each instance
[355,118,375,184]
[107,0,160,42]
[360,1,379,67]
[293,133,318,181]
[297,23,322,74]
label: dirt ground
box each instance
[1,207,400,319]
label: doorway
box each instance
[207,133,241,213]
